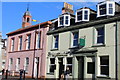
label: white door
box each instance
[34,57,39,78]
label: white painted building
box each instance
[46,1,120,80]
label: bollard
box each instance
[5,70,8,79]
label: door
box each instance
[86,56,95,80]
[58,58,64,78]
[34,57,39,78]
[77,56,84,80]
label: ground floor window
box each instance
[66,58,72,74]
[49,58,56,73]
[87,62,95,74]
[100,56,109,76]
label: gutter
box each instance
[47,16,120,35]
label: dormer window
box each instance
[97,1,115,17]
[76,9,90,22]
[58,14,70,27]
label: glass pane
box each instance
[87,62,95,74]
[97,27,104,44]
[50,65,56,73]
[100,56,109,65]
[101,66,109,75]
[67,58,72,64]
[77,11,82,20]
[109,8,113,14]
[99,4,106,15]
[50,58,55,64]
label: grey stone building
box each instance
[46,1,120,80]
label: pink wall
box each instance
[5,23,51,78]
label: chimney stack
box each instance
[62,2,74,14]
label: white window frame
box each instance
[93,26,105,45]
[9,58,13,70]
[75,9,90,22]
[97,1,115,17]
[97,56,109,77]
[11,38,14,52]
[36,32,41,49]
[16,58,20,71]
[71,31,79,48]
[24,57,29,72]
[26,34,31,50]
[52,35,59,49]
[58,14,70,27]
[66,57,72,74]
[49,58,56,73]
[18,36,22,51]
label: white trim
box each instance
[75,9,90,23]
[97,1,115,17]
[58,14,70,27]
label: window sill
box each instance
[69,46,79,49]
[47,73,54,75]
[96,75,111,79]
[92,44,106,47]
[51,48,58,51]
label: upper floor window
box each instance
[36,32,41,49]
[71,31,79,47]
[18,36,22,51]
[53,35,59,49]
[97,1,115,17]
[11,38,14,52]
[26,34,31,50]
[58,14,70,27]
[76,9,90,22]
[94,26,105,45]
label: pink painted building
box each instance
[5,9,51,78]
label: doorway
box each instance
[58,58,64,78]
[77,56,84,80]
[34,57,39,78]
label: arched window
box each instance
[27,17,30,22]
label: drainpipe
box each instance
[115,21,118,80]
[32,29,36,78]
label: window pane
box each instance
[97,27,104,44]
[60,17,64,25]
[87,62,95,74]
[50,65,56,73]
[77,11,82,20]
[54,35,59,48]
[99,4,106,15]
[100,56,109,65]
[109,8,113,14]
[101,66,109,75]
[67,58,72,64]
[100,56,109,75]
[73,32,78,46]
[50,58,55,64]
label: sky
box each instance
[1,0,119,38]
